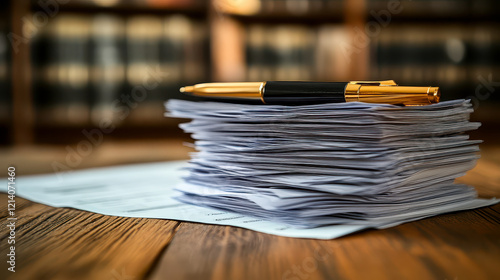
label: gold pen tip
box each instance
[179,86,194,93]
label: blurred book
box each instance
[245,24,315,81]
[34,14,91,126]
[162,15,208,85]
[125,14,208,124]
[245,23,354,82]
[369,0,500,18]
[125,15,163,124]
[90,15,125,125]
[370,24,500,101]
[215,0,343,16]
[32,13,209,127]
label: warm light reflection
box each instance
[214,0,261,16]
[91,0,121,7]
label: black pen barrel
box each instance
[262,81,347,105]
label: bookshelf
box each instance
[5,0,500,146]
[9,0,209,145]
[211,0,368,81]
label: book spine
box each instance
[90,14,125,125]
[246,25,266,81]
[371,25,477,100]
[39,14,91,125]
[125,16,163,122]
[246,24,316,82]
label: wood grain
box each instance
[0,196,179,280]
[0,143,499,280]
[149,145,500,280]
[149,204,500,280]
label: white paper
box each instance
[2,160,497,239]
[167,99,499,229]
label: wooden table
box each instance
[1,142,499,280]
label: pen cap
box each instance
[345,83,440,106]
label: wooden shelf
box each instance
[9,0,209,145]
[11,0,34,145]
[7,0,500,145]
[369,0,500,22]
[218,7,345,24]
[30,0,208,15]
[223,12,345,24]
[367,14,500,23]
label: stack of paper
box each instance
[167,99,489,229]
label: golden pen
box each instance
[180,80,440,106]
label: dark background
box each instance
[1,0,499,163]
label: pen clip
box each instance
[349,80,398,86]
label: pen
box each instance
[180,80,440,106]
